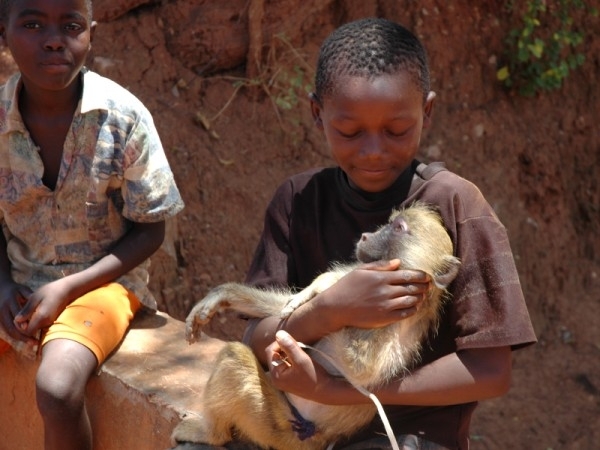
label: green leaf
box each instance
[497,66,511,81]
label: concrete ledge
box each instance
[0,311,225,450]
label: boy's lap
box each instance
[337,434,450,450]
[170,435,450,450]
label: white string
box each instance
[296,342,400,450]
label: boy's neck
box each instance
[19,74,83,118]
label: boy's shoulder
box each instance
[411,161,497,222]
[415,161,481,195]
[80,69,148,114]
[0,72,21,103]
[1,74,24,134]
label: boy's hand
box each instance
[14,280,69,336]
[319,259,431,331]
[0,281,37,344]
[268,330,330,400]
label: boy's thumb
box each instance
[275,329,297,350]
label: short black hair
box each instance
[0,0,94,24]
[314,18,430,102]
[0,0,10,23]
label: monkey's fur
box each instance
[172,202,461,450]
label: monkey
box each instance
[171,202,461,450]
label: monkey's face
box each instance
[355,203,455,278]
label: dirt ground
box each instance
[1,1,599,449]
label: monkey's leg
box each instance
[170,413,230,447]
[185,283,291,343]
[201,342,318,449]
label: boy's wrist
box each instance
[294,289,341,339]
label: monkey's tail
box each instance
[297,342,400,450]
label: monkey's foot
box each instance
[281,271,343,318]
[171,414,230,447]
[280,292,312,318]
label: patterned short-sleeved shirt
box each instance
[0,70,184,309]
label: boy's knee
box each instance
[35,368,83,413]
[35,356,90,415]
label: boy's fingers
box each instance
[273,330,304,366]
[360,259,401,271]
[275,329,297,347]
[14,299,35,325]
[16,286,33,306]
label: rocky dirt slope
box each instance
[1,1,598,448]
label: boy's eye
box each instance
[65,23,83,32]
[337,129,361,139]
[386,128,409,138]
[23,22,41,29]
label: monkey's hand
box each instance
[184,290,227,344]
[185,284,251,343]
[185,299,220,344]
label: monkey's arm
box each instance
[269,331,512,407]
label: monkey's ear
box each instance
[309,92,324,129]
[433,255,461,289]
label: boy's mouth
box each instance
[41,59,71,69]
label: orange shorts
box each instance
[0,283,141,364]
[41,282,142,365]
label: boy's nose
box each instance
[360,134,384,156]
[43,30,65,51]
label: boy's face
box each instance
[1,0,95,92]
[312,72,435,193]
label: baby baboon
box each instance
[172,202,461,450]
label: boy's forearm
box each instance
[60,220,166,302]
[301,346,512,407]
[373,346,512,406]
[249,290,338,365]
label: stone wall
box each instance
[0,312,224,450]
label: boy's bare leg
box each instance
[36,339,97,450]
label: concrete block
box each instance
[0,311,225,450]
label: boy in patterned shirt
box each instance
[0,0,184,449]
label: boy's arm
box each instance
[0,232,37,344]
[14,221,166,335]
[249,260,430,365]
[268,330,512,406]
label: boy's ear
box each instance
[309,92,324,129]
[423,91,436,128]
[89,20,97,44]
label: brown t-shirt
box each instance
[243,161,536,449]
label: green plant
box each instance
[497,0,597,96]
[272,64,313,111]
